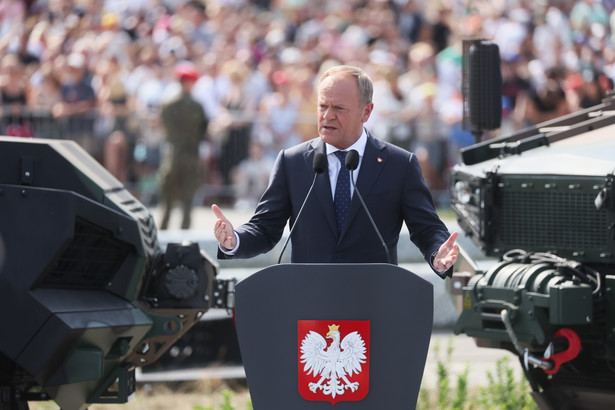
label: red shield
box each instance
[298,320,370,404]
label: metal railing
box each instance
[1,104,451,208]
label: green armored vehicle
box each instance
[0,137,235,410]
[451,95,615,409]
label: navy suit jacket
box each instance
[219,133,452,277]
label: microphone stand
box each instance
[346,149,391,264]
[277,153,326,264]
[349,169,392,264]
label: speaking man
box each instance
[212,65,458,278]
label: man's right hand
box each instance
[212,204,237,250]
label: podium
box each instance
[234,264,433,409]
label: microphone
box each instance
[346,150,391,264]
[277,152,327,264]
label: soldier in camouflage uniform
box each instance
[159,63,208,230]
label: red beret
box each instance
[175,63,199,82]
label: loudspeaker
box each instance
[463,39,502,133]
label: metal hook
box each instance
[542,328,581,375]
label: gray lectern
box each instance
[233,263,433,409]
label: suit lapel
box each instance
[340,133,388,239]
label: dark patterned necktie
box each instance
[333,150,350,234]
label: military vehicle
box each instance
[451,40,615,410]
[0,136,235,410]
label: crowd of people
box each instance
[1,0,615,215]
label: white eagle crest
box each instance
[300,324,367,398]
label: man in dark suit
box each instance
[212,65,458,278]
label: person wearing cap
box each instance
[159,62,209,230]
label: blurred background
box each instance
[4,0,615,222]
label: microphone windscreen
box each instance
[313,152,327,174]
[345,149,360,171]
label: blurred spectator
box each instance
[0,0,26,39]
[292,66,318,142]
[131,58,174,175]
[532,7,572,70]
[570,0,609,33]
[103,129,130,182]
[28,60,63,139]
[0,54,28,107]
[411,81,448,191]
[566,69,612,110]
[515,77,571,127]
[488,7,530,64]
[231,140,275,211]
[53,52,98,155]
[431,5,453,53]
[10,22,41,68]
[94,56,137,185]
[192,52,221,120]
[29,61,63,108]
[0,54,32,138]
[179,0,215,50]
[500,55,532,133]
[126,45,160,104]
[210,58,257,188]
[368,64,415,150]
[254,69,302,157]
[397,0,424,44]
[159,62,208,230]
[93,55,133,138]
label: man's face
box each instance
[317,73,373,150]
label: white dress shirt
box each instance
[325,128,368,199]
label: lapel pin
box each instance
[377,157,383,163]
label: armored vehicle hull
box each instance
[451,99,615,409]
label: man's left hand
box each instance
[433,231,460,272]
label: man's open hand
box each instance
[433,231,459,272]
[212,204,237,250]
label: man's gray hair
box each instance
[319,65,373,106]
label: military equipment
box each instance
[0,136,235,410]
[463,39,502,140]
[451,91,615,408]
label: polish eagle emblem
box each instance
[299,323,367,400]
